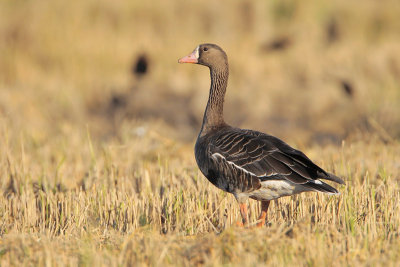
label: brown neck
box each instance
[200,64,229,133]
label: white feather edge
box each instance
[211,152,275,177]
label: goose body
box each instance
[179,44,344,227]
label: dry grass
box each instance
[1,0,400,266]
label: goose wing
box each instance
[209,129,345,186]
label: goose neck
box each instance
[201,67,229,132]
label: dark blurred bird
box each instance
[132,54,148,78]
[262,36,292,52]
[179,44,345,227]
[326,18,340,44]
[340,79,354,98]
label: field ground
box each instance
[1,0,400,266]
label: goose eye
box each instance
[203,47,208,52]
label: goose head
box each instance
[178,44,228,70]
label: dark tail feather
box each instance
[317,171,345,185]
[325,173,345,185]
[304,180,339,194]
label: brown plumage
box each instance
[178,44,345,227]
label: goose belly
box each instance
[250,180,310,201]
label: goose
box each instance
[178,44,345,227]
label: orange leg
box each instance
[236,202,248,227]
[256,200,271,228]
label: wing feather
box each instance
[209,129,344,186]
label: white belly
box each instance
[249,180,311,201]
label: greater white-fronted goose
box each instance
[178,44,345,227]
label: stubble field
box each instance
[1,0,400,266]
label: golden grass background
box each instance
[1,0,400,266]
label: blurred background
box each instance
[1,0,400,147]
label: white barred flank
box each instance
[250,180,309,201]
